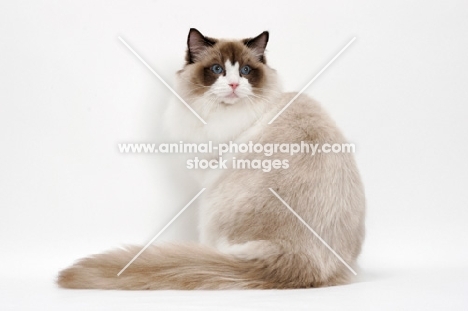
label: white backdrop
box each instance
[1,1,468,310]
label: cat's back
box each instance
[262,92,346,145]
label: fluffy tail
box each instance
[58,243,342,290]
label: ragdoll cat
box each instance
[57,29,365,289]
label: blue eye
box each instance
[240,65,251,75]
[211,64,223,74]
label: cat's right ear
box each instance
[243,31,269,63]
[186,28,216,64]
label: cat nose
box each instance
[229,83,239,90]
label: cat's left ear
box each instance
[243,31,269,63]
[186,28,217,64]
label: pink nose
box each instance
[229,83,239,90]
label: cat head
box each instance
[176,28,278,106]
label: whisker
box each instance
[245,96,261,123]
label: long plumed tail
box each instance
[58,243,282,290]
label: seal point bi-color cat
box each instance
[58,29,365,290]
